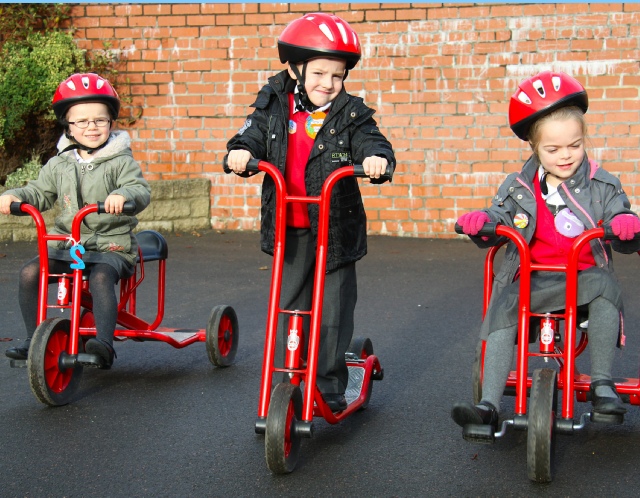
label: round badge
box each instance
[514,213,529,229]
[305,111,326,139]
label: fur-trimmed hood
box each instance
[56,130,133,160]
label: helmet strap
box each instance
[59,130,109,156]
[289,62,319,113]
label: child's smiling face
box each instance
[66,102,112,154]
[535,116,585,186]
[289,57,347,108]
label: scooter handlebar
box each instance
[353,164,394,181]
[224,155,393,180]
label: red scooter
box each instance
[8,201,239,406]
[225,158,389,473]
[457,222,640,483]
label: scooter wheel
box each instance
[527,368,557,483]
[206,305,239,367]
[347,336,373,359]
[265,383,303,474]
[28,318,83,407]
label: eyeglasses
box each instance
[68,118,111,129]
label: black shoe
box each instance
[322,393,347,413]
[451,401,499,429]
[590,379,627,415]
[85,338,116,369]
[5,338,31,360]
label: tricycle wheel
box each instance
[206,305,239,367]
[347,336,374,409]
[27,318,83,407]
[527,368,557,483]
[472,340,484,404]
[265,383,303,474]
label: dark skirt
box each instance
[480,266,622,339]
[48,247,135,279]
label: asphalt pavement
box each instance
[1,230,640,497]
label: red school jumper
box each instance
[284,93,329,228]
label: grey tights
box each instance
[480,296,620,409]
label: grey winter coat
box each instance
[226,70,396,272]
[5,131,151,266]
[469,155,640,337]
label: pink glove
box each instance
[457,211,491,236]
[611,214,640,241]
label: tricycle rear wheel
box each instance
[206,305,239,367]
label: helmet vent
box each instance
[517,91,532,105]
[318,23,335,42]
[552,76,561,91]
[96,79,105,90]
[336,22,348,43]
[81,76,90,89]
[66,81,76,91]
[533,79,545,97]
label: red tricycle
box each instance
[457,221,640,483]
[8,201,239,406]
[224,158,388,474]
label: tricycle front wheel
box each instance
[28,318,83,406]
[527,368,557,483]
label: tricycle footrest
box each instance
[462,424,496,444]
[590,411,624,425]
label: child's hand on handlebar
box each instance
[104,194,127,215]
[0,194,21,215]
[458,211,491,236]
[227,150,254,175]
[362,156,388,179]
[611,214,640,240]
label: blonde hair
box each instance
[528,106,587,153]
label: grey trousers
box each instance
[273,228,357,395]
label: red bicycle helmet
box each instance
[52,73,120,121]
[278,13,361,70]
[509,71,588,141]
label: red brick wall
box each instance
[69,3,640,238]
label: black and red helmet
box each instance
[278,13,361,70]
[52,73,120,121]
[509,71,588,141]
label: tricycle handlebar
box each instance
[96,201,137,215]
[455,221,637,241]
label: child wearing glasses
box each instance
[0,73,151,368]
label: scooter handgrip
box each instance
[246,158,260,173]
[223,155,260,174]
[353,164,394,181]
[455,222,499,237]
[9,201,29,216]
[96,201,136,215]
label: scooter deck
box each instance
[345,364,365,405]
